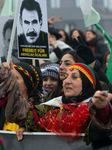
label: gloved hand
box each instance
[73,36,95,65]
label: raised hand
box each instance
[48,16,56,24]
[73,36,86,47]
[2,59,16,79]
[91,90,108,109]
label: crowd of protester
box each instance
[0,15,112,148]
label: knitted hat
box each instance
[73,36,95,65]
[41,64,59,79]
[67,63,96,89]
[48,27,62,40]
[14,62,43,92]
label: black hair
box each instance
[56,29,70,45]
[20,0,42,22]
[59,50,85,64]
[86,30,97,36]
[2,19,13,39]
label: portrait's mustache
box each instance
[26,32,37,37]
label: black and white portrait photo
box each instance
[17,0,49,60]
[0,16,20,64]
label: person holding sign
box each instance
[0,59,44,131]
[0,60,101,141]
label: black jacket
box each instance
[86,36,109,66]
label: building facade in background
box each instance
[47,0,112,38]
[47,0,112,9]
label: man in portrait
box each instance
[17,0,48,66]
[18,0,48,46]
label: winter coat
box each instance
[86,36,109,66]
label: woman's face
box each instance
[15,70,28,99]
[43,76,58,91]
[63,69,82,97]
[59,54,76,80]
[85,31,96,42]
[58,30,66,42]
[71,30,80,40]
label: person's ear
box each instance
[39,19,43,27]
